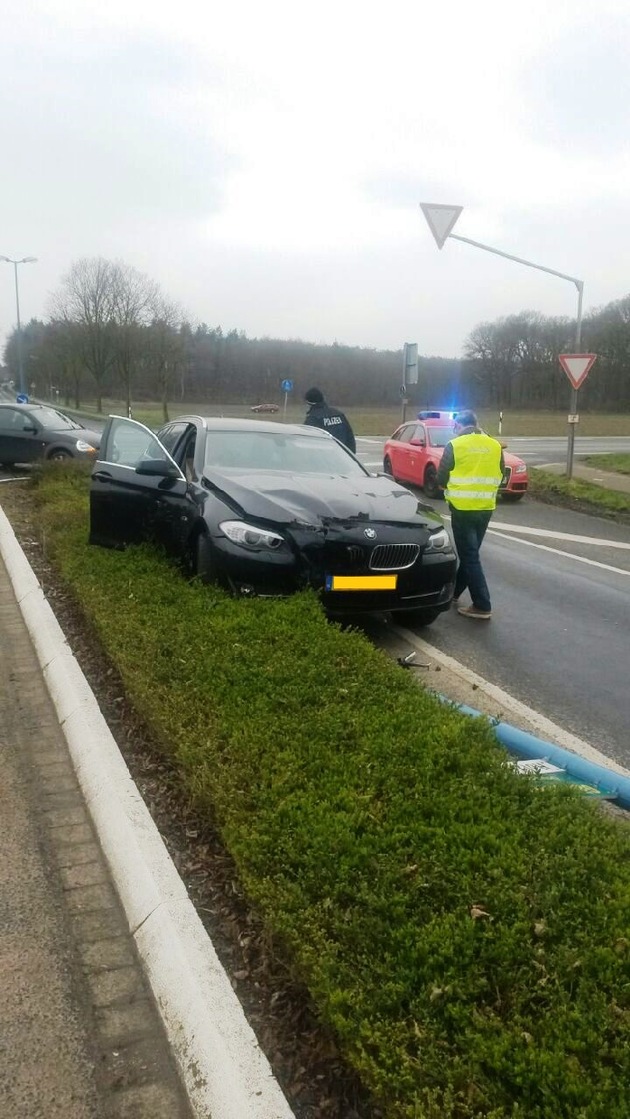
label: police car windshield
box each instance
[426,426,454,448]
[204,430,366,475]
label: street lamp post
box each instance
[419,205,584,479]
[0,255,38,398]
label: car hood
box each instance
[504,450,525,468]
[203,469,443,527]
[51,426,101,446]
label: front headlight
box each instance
[76,439,98,453]
[514,464,527,474]
[220,520,287,551]
[425,527,452,552]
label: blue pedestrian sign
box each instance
[16,393,29,404]
[281,379,293,393]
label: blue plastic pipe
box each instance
[440,697,630,811]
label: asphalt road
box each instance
[354,436,630,769]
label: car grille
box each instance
[500,466,512,489]
[369,543,420,571]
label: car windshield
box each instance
[204,430,367,475]
[426,426,453,448]
[36,408,81,431]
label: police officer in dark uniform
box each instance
[303,387,356,453]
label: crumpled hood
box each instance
[203,469,442,528]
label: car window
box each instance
[203,430,367,476]
[30,407,80,430]
[426,426,454,448]
[102,417,174,469]
[413,424,426,442]
[0,408,21,432]
[394,424,417,444]
[156,422,190,454]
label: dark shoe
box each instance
[457,604,491,620]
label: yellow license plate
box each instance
[326,575,398,591]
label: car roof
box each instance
[164,416,334,438]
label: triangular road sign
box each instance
[419,203,463,249]
[558,353,597,390]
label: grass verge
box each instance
[529,469,630,522]
[12,464,630,1118]
[583,454,630,476]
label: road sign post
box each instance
[280,378,293,420]
[419,203,588,479]
[401,343,418,423]
[558,352,597,478]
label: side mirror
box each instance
[410,438,426,447]
[24,424,39,434]
[136,458,180,478]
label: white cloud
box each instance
[1,0,630,356]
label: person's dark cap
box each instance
[304,387,324,404]
[453,409,477,429]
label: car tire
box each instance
[47,448,72,462]
[194,532,216,585]
[501,492,525,502]
[423,466,442,499]
[383,455,394,477]
[393,607,441,627]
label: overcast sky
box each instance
[2,0,629,360]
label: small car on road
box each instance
[89,415,457,625]
[0,403,101,467]
[250,403,279,413]
[383,411,528,501]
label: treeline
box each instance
[2,256,629,414]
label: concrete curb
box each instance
[0,506,295,1119]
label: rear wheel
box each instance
[423,465,442,499]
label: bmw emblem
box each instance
[364,528,377,539]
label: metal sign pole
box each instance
[566,282,584,480]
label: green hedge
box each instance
[21,466,630,1118]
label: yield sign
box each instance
[419,203,463,249]
[558,353,597,390]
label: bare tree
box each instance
[142,297,185,421]
[50,258,118,412]
[109,263,160,416]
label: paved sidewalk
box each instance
[536,461,630,493]
[0,552,192,1119]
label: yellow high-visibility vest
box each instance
[445,432,503,511]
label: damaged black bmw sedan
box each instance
[89,416,456,624]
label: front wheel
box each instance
[423,465,442,499]
[383,455,394,477]
[194,532,217,585]
[47,448,72,462]
[393,607,441,627]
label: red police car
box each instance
[383,411,528,501]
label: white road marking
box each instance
[490,521,630,550]
[488,528,630,576]
[391,624,630,777]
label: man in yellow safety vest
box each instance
[436,409,504,620]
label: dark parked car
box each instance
[250,403,279,413]
[89,416,457,623]
[0,403,101,466]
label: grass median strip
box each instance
[18,464,630,1119]
[530,468,630,519]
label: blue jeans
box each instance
[449,507,493,613]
